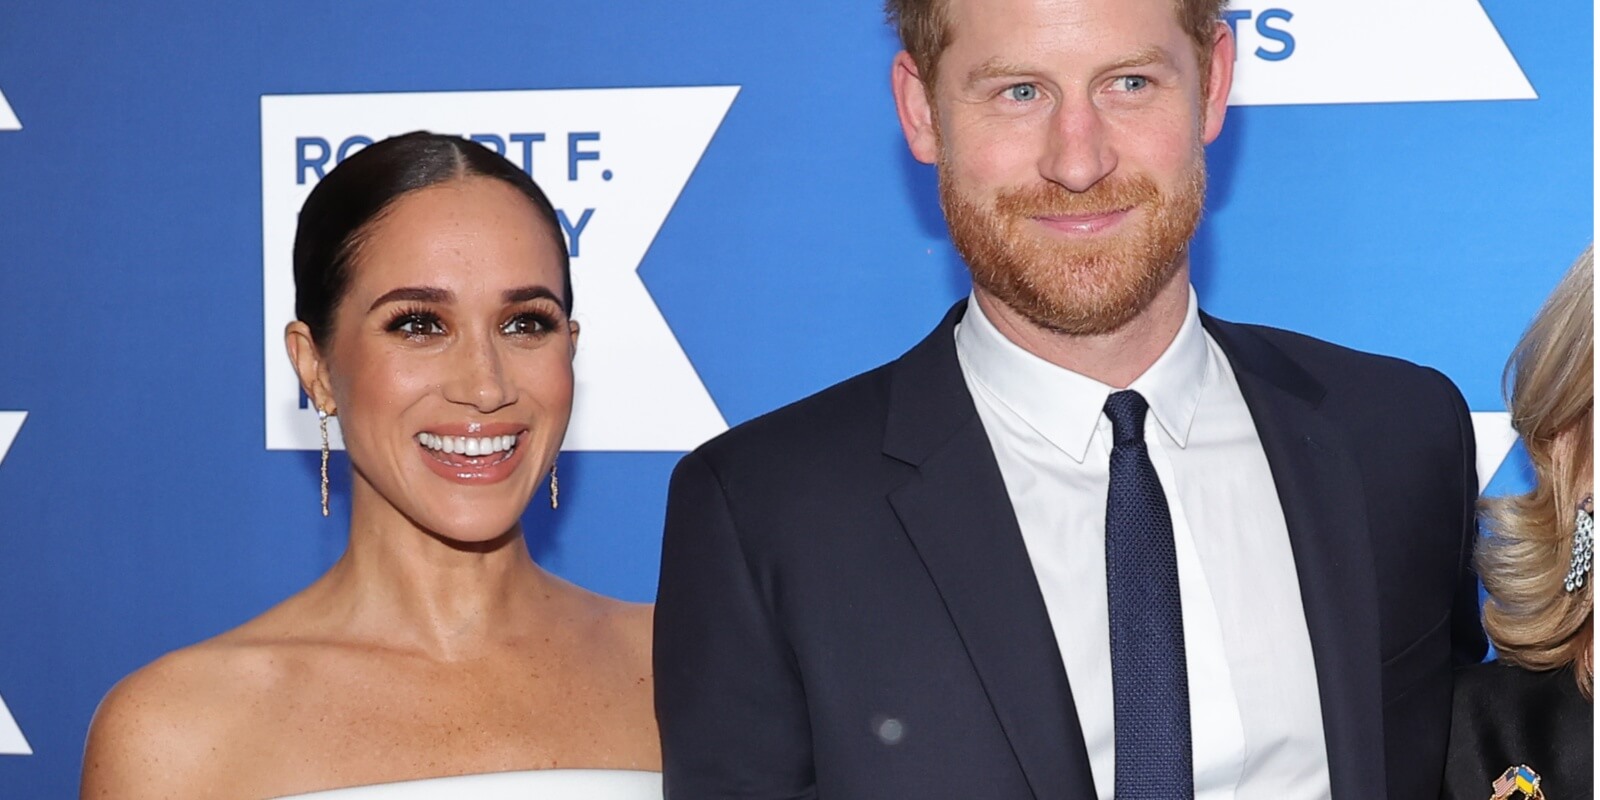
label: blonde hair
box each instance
[1478,245,1595,696]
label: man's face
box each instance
[894,0,1233,335]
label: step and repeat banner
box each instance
[0,0,1592,794]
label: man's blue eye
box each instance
[1114,76,1151,92]
[1004,84,1040,102]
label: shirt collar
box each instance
[955,286,1210,463]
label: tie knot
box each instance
[1103,390,1149,446]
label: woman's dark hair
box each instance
[293,131,572,344]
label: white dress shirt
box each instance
[954,288,1332,800]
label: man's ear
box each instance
[285,321,336,414]
[891,51,940,165]
[1201,20,1236,145]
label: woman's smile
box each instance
[413,425,530,484]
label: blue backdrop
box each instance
[0,1,1591,795]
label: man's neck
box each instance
[971,265,1192,390]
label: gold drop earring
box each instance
[318,409,331,517]
[550,459,560,510]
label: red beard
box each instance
[940,150,1206,335]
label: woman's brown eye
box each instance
[389,312,444,337]
[503,313,554,336]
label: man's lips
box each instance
[1030,208,1133,235]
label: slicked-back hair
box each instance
[293,131,572,346]
[885,0,1230,89]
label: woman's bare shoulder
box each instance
[545,574,653,653]
[605,598,654,658]
[80,628,307,798]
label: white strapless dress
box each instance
[274,768,662,799]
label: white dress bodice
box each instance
[274,768,662,799]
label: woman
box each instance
[81,133,660,798]
[1444,246,1593,800]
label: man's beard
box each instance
[940,151,1207,336]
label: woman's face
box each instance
[305,176,575,543]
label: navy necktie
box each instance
[1103,390,1192,799]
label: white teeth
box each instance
[417,432,518,456]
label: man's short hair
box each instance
[886,0,1229,89]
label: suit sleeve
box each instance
[1432,368,1490,666]
[654,450,817,799]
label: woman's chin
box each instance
[403,503,529,548]
[423,518,525,549]
[361,471,541,547]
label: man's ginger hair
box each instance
[886,0,1230,89]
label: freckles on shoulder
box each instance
[580,597,653,666]
[80,643,286,798]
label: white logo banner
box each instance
[262,87,738,452]
[1472,411,1520,495]
[1227,1,1536,106]
[0,87,19,131]
[0,411,29,756]
[0,692,29,757]
[0,412,23,465]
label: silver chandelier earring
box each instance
[318,409,331,517]
[1563,494,1593,593]
[549,459,560,510]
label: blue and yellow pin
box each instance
[1490,764,1544,799]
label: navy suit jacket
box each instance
[655,302,1487,799]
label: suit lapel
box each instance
[1204,316,1387,798]
[883,302,1096,800]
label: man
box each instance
[655,0,1487,797]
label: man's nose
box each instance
[1038,96,1117,193]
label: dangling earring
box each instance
[318,409,331,518]
[1564,494,1593,593]
[550,459,560,510]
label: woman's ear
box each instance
[285,321,336,414]
[567,319,581,360]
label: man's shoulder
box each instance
[693,358,899,471]
[689,304,967,475]
[1209,316,1463,405]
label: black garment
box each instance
[656,301,1488,799]
[1443,661,1593,800]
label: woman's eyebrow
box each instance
[368,286,453,312]
[503,286,560,304]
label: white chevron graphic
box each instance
[0,693,29,756]
[0,411,25,464]
[1471,411,1519,495]
[1228,0,1536,106]
[0,87,19,131]
[261,87,738,452]
[0,411,31,755]
[0,412,22,464]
